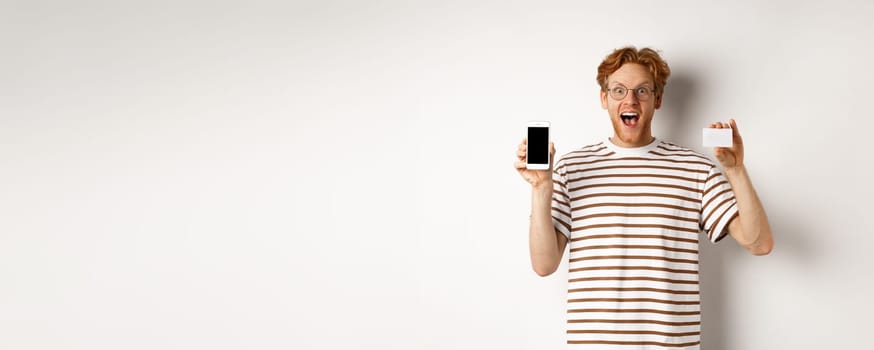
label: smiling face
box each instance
[600,63,663,148]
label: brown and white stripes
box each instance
[552,139,738,349]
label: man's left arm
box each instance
[711,119,774,256]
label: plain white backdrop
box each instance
[2,1,873,349]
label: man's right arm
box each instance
[529,183,567,277]
[515,139,567,277]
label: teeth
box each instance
[620,112,638,119]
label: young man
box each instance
[513,47,774,349]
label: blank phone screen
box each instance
[527,127,549,165]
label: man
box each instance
[513,47,774,349]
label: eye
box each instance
[612,87,627,95]
[635,87,650,95]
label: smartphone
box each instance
[526,121,550,170]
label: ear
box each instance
[600,89,608,109]
[654,92,663,109]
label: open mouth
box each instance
[620,112,640,127]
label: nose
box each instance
[622,92,639,104]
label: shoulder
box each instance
[556,141,610,166]
[650,140,718,168]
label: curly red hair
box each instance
[597,47,671,97]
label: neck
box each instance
[609,135,655,148]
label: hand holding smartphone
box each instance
[526,121,551,170]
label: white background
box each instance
[2,1,873,349]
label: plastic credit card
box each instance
[702,128,733,147]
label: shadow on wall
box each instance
[658,71,730,350]
[698,237,729,350]
[758,198,817,268]
[660,70,815,350]
[658,72,697,145]
[698,194,815,350]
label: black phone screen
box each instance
[527,127,549,165]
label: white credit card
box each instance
[702,128,733,147]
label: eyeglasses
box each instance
[606,85,655,101]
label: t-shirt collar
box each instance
[603,136,660,156]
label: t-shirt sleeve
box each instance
[551,159,572,240]
[701,165,739,243]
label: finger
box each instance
[514,160,527,169]
[549,142,555,155]
[522,137,528,145]
[729,118,741,139]
[517,149,526,158]
[709,122,718,128]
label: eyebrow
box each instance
[608,82,654,88]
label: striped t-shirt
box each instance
[551,138,738,349]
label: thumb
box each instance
[729,118,743,143]
[549,142,556,169]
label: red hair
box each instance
[597,47,671,96]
